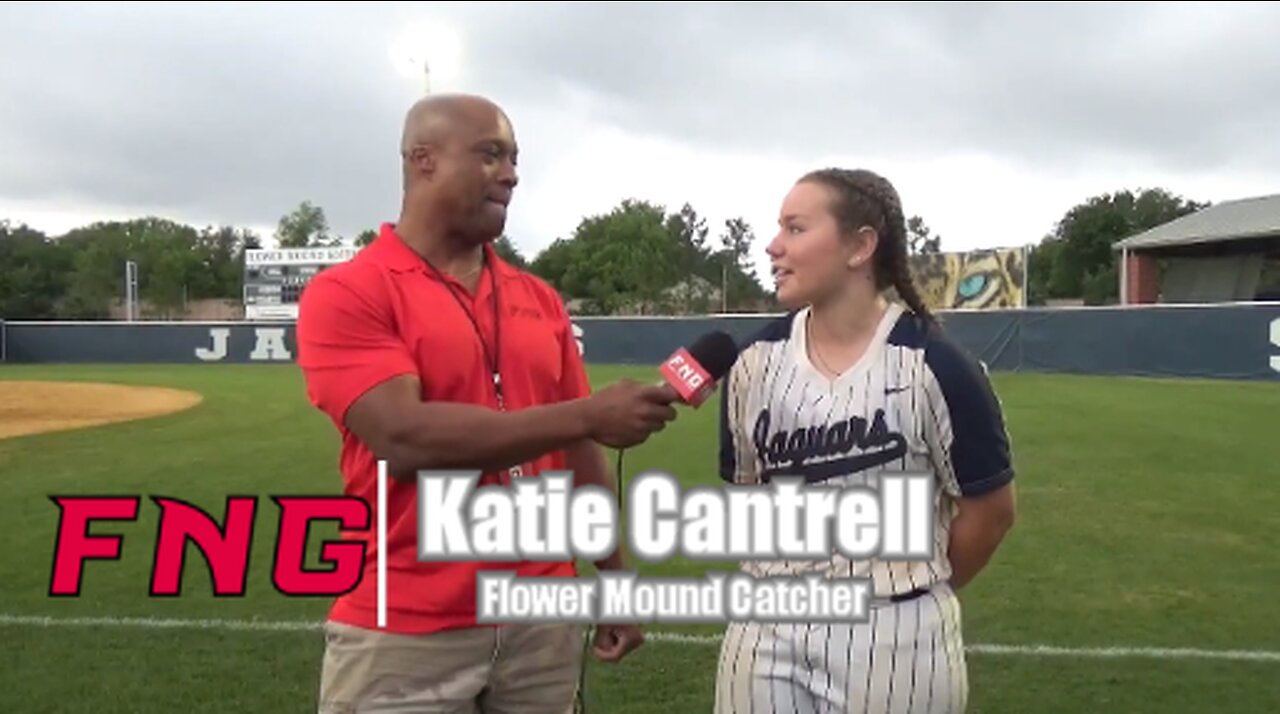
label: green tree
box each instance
[529,237,577,291]
[196,225,260,301]
[1025,236,1061,306]
[533,200,680,314]
[354,229,377,247]
[664,203,717,313]
[667,203,710,267]
[275,200,334,248]
[0,221,72,318]
[528,199,769,315]
[584,200,680,314]
[906,215,942,255]
[717,217,767,311]
[494,235,528,268]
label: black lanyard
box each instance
[419,248,526,484]
[421,252,505,411]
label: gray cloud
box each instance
[0,2,408,235]
[2,2,1278,245]
[483,2,1280,173]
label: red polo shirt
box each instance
[296,223,587,634]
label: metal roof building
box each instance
[1113,193,1280,304]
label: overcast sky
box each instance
[3,1,1278,279]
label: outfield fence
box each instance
[1,303,1278,381]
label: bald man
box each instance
[296,94,675,713]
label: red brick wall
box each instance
[1125,252,1160,304]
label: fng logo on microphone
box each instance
[660,348,717,407]
[667,353,705,391]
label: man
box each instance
[296,93,678,713]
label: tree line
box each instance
[0,187,1207,319]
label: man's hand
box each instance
[582,379,680,449]
[592,623,645,663]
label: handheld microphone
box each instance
[657,330,740,407]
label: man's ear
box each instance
[405,144,437,176]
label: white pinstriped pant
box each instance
[713,583,967,714]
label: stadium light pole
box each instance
[390,21,463,97]
[1022,244,1030,308]
[721,257,728,313]
[124,260,139,322]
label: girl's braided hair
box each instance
[798,168,935,324]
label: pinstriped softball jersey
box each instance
[714,301,1014,713]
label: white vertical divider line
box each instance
[377,459,387,629]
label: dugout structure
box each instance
[242,246,359,320]
[1115,193,1280,305]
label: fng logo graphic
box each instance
[48,496,368,597]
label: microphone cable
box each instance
[615,446,626,532]
[573,446,627,714]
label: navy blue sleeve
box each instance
[716,313,795,485]
[924,331,1014,497]
[718,368,736,483]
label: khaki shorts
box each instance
[317,621,585,714]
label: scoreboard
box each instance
[242,246,359,320]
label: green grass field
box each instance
[2,364,1278,713]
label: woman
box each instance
[715,168,1017,713]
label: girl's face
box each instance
[766,180,874,309]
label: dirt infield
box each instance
[0,381,203,440]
